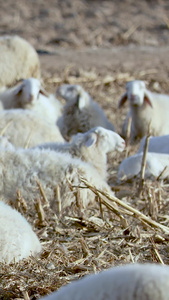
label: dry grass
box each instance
[1,68,169,300]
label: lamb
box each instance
[56,84,115,140]
[138,135,169,154]
[0,126,124,211]
[0,35,40,87]
[40,263,169,300]
[118,80,169,140]
[34,126,125,180]
[118,152,169,182]
[0,109,64,148]
[0,201,41,264]
[0,78,63,123]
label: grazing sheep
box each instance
[34,127,125,180]
[0,78,63,123]
[0,35,40,87]
[0,109,64,148]
[57,84,115,140]
[138,135,169,154]
[118,80,169,140]
[118,152,169,182]
[40,263,169,300]
[0,201,41,264]
[0,128,120,210]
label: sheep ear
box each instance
[77,94,88,110]
[85,132,97,148]
[144,91,153,107]
[14,84,23,96]
[118,93,128,108]
[40,87,49,97]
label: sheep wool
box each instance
[0,109,64,148]
[40,263,169,300]
[0,35,40,86]
[0,131,117,211]
[0,201,41,264]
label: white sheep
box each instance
[118,152,169,182]
[34,127,125,180]
[138,135,169,154]
[0,78,63,123]
[0,109,64,148]
[57,84,115,140]
[40,263,169,300]
[0,126,124,210]
[0,35,40,87]
[118,80,169,140]
[0,201,41,264]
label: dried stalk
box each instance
[34,198,46,225]
[80,177,169,234]
[0,120,13,136]
[139,123,151,192]
[55,184,61,215]
[36,178,50,207]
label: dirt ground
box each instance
[1,0,169,299]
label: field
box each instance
[1,0,169,299]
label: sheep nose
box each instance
[29,94,34,102]
[130,95,139,104]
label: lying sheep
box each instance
[0,109,64,148]
[118,80,169,140]
[40,263,169,300]
[34,127,125,180]
[138,135,169,154]
[118,152,169,182]
[0,201,41,264]
[57,84,115,140]
[0,35,40,87]
[0,78,63,123]
[0,127,122,210]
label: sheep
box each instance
[0,35,40,87]
[0,126,123,211]
[33,127,125,180]
[138,135,169,154]
[40,263,169,300]
[118,80,169,140]
[117,152,169,182]
[0,109,64,148]
[0,201,41,264]
[56,84,115,140]
[0,78,63,123]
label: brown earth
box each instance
[1,1,169,299]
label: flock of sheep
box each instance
[1,35,169,299]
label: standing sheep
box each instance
[57,84,115,140]
[0,126,124,210]
[0,78,63,124]
[0,109,64,148]
[40,263,169,300]
[118,80,169,140]
[0,35,40,86]
[0,201,41,264]
[34,127,125,180]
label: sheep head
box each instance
[73,127,125,154]
[14,78,48,105]
[56,84,90,109]
[118,80,153,108]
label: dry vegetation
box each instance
[1,0,169,299]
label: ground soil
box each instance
[1,1,169,299]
